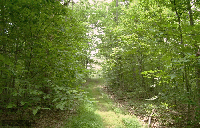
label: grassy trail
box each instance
[65,79,147,128]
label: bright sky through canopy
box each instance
[73,0,113,4]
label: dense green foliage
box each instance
[0,0,89,116]
[91,0,200,127]
[1,0,200,127]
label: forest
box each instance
[1,0,200,127]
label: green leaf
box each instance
[20,101,26,105]
[169,74,176,79]
[141,71,147,75]
[52,98,59,102]
[149,70,154,73]
[71,90,78,93]
[56,102,65,110]
[7,103,16,108]
[33,106,41,116]
[61,96,68,100]
[33,109,38,116]
[41,108,51,110]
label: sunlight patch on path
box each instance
[95,105,144,128]
[95,110,124,128]
[91,83,145,128]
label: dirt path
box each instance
[86,79,147,128]
[64,79,147,128]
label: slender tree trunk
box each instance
[187,0,194,26]
[171,0,193,122]
[137,49,145,93]
[172,0,183,44]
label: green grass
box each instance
[64,79,146,128]
[64,102,104,128]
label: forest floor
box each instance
[0,78,149,128]
[64,78,148,128]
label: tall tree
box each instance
[0,0,89,116]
